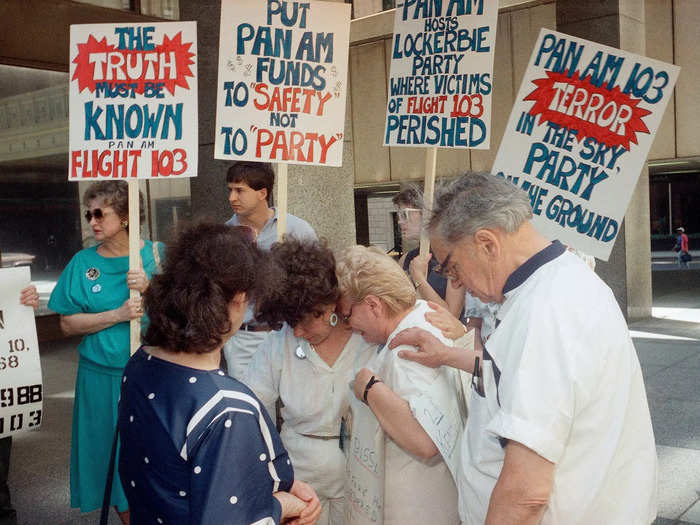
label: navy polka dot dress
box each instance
[118,348,294,524]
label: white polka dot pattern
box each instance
[230,496,238,504]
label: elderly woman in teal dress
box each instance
[48,181,164,524]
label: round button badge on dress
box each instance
[294,345,307,359]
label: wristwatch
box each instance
[363,375,383,404]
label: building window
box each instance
[649,172,700,251]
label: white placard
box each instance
[410,379,463,481]
[345,396,384,525]
[215,0,351,166]
[384,0,498,148]
[492,29,679,260]
[0,268,43,438]
[69,22,198,180]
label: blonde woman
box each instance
[336,245,463,525]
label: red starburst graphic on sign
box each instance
[72,32,195,96]
[524,70,651,151]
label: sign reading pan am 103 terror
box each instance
[493,29,679,261]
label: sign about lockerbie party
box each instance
[493,29,679,260]
[384,0,498,149]
[69,22,198,180]
[215,0,351,167]
[0,268,43,438]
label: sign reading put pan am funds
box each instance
[492,29,679,260]
[384,0,498,149]
[0,268,43,438]
[215,0,351,167]
[69,22,198,180]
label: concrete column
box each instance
[557,0,652,320]
[179,0,357,252]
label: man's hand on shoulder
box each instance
[389,327,451,369]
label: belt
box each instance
[300,434,340,440]
[239,323,271,332]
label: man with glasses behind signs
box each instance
[389,172,657,525]
[392,185,463,319]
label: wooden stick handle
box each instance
[128,180,141,355]
[419,147,438,258]
[276,163,288,241]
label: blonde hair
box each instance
[336,245,416,317]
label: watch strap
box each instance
[363,375,382,404]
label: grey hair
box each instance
[428,172,533,243]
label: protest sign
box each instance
[69,22,198,351]
[384,0,498,149]
[0,268,42,438]
[493,29,679,260]
[215,0,351,167]
[69,22,198,180]
[411,382,462,481]
[345,396,384,525]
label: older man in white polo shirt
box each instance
[390,172,657,524]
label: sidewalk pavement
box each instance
[5,271,700,524]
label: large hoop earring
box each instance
[329,312,339,327]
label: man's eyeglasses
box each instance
[396,208,421,221]
[84,208,108,222]
[434,250,456,279]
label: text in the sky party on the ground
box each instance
[493,29,679,260]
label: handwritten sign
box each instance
[0,268,42,438]
[215,0,351,166]
[410,378,463,481]
[69,22,198,180]
[493,29,679,260]
[345,396,384,525]
[384,0,498,148]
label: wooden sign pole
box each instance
[419,147,438,257]
[128,180,141,355]
[276,163,288,241]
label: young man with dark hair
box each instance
[223,161,316,380]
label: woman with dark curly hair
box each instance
[117,224,321,525]
[245,238,376,525]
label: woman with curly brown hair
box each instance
[117,224,321,525]
[245,238,376,525]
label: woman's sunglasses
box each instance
[84,208,108,222]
